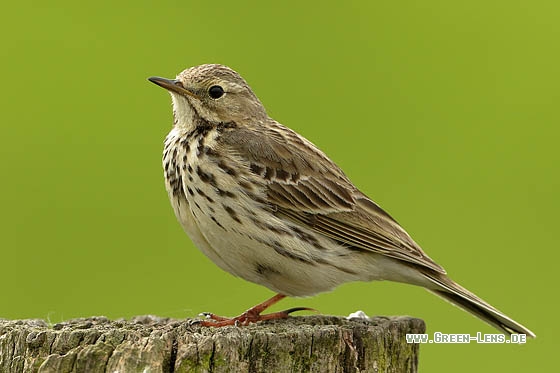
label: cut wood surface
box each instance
[0,315,425,372]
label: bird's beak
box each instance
[148,77,199,99]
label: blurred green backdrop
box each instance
[1,0,557,371]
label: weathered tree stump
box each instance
[0,315,425,372]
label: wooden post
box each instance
[0,315,424,372]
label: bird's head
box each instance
[149,64,267,129]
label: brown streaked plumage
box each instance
[148,64,535,336]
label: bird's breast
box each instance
[163,126,270,277]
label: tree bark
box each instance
[0,315,424,373]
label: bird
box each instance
[148,64,534,336]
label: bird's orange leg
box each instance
[197,294,316,327]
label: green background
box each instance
[1,1,557,371]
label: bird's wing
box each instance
[219,124,446,274]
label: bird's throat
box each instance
[171,93,198,131]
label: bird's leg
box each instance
[198,293,316,327]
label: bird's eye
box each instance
[208,85,225,99]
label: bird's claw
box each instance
[188,318,202,326]
[282,307,318,315]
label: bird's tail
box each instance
[422,271,535,337]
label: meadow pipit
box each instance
[149,64,534,336]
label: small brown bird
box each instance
[149,64,534,336]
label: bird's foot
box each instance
[193,293,317,327]
[197,307,315,327]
